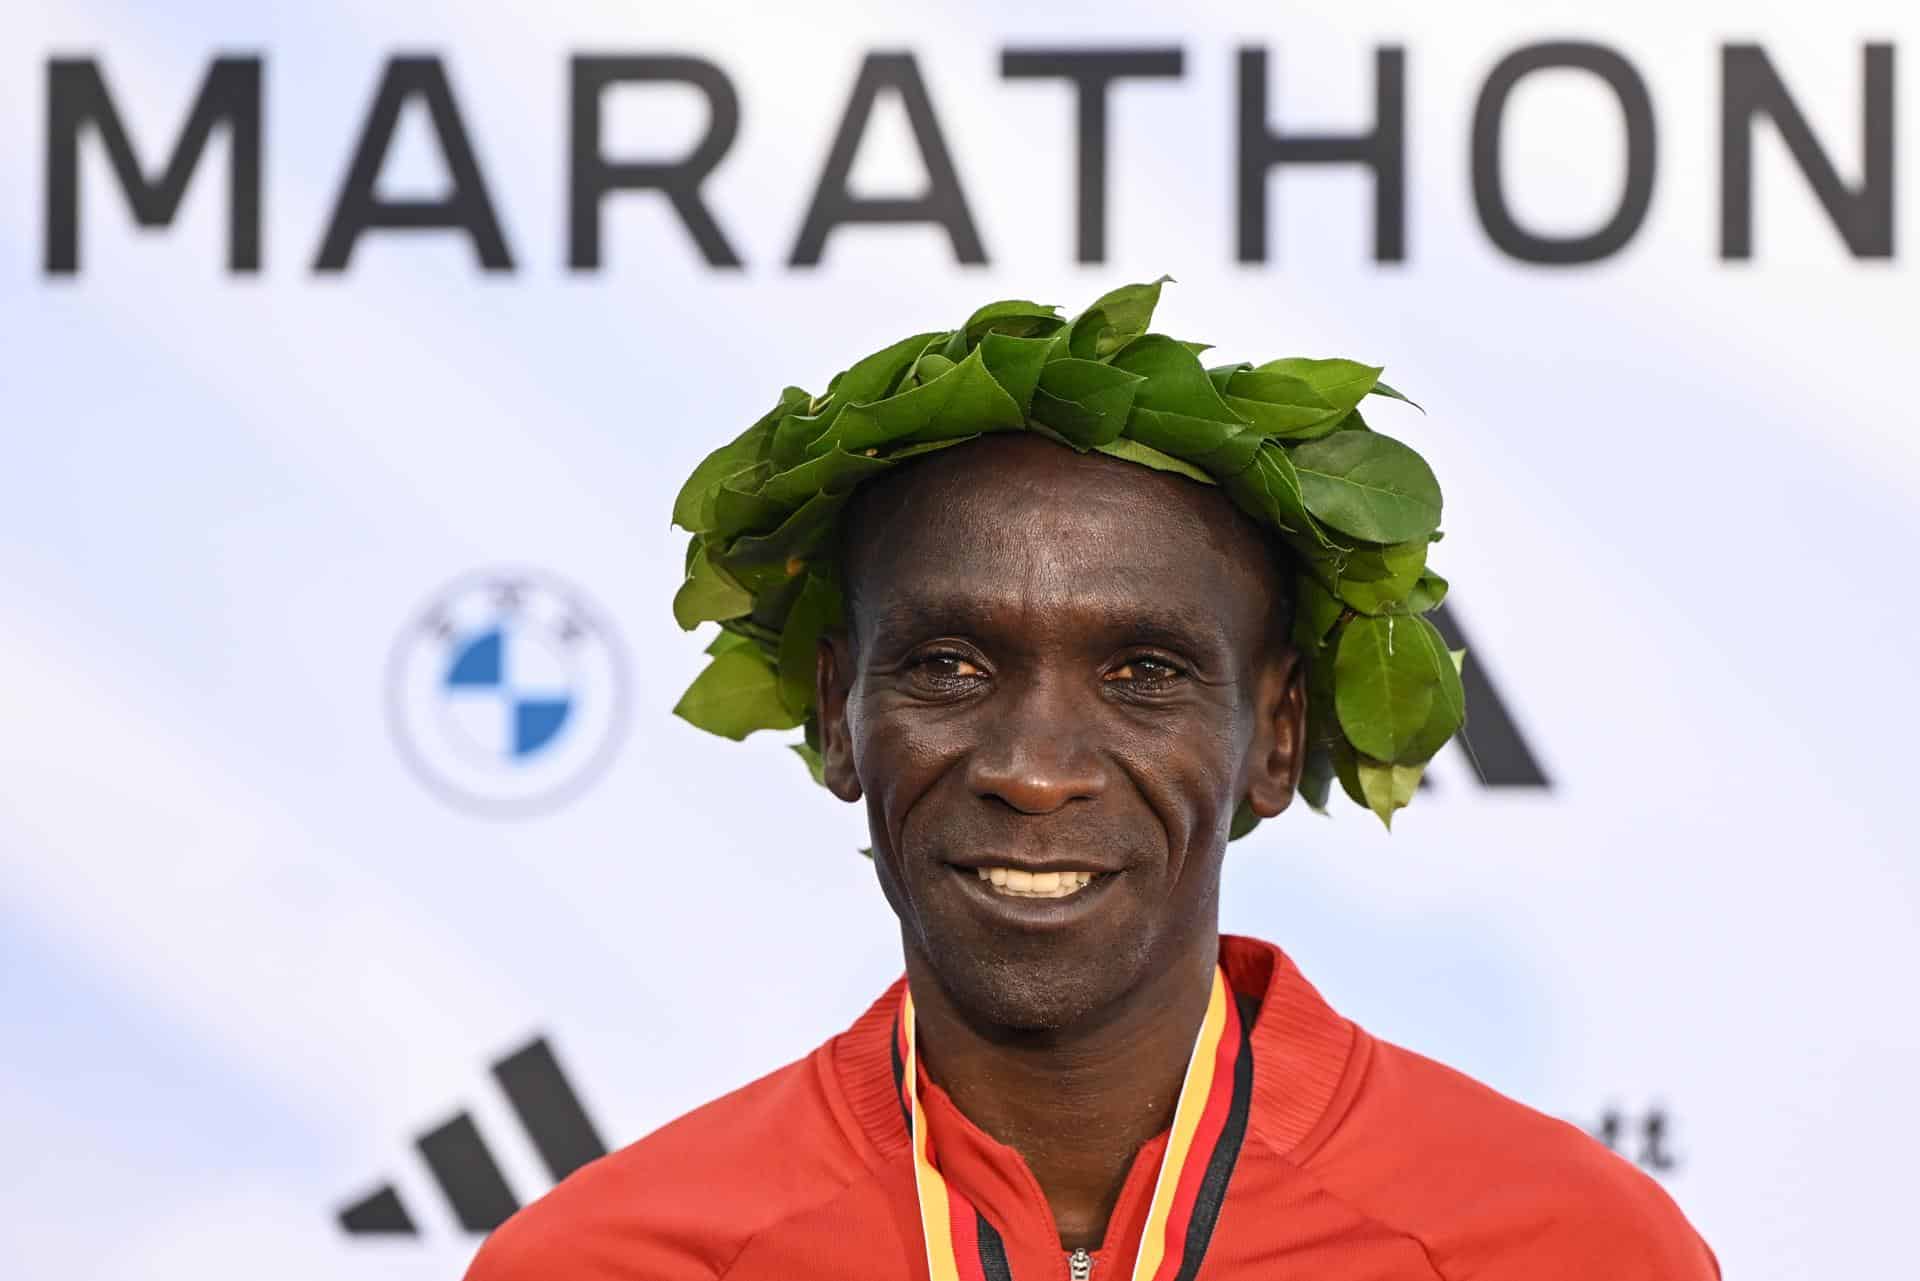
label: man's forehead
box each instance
[864,583,1235,648]
[858,434,1260,560]
[843,435,1282,644]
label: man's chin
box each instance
[918,927,1146,1035]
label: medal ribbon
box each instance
[892,967,1255,1281]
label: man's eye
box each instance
[1106,657,1185,684]
[913,654,982,679]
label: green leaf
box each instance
[824,344,1024,455]
[1290,430,1443,543]
[1398,627,1468,764]
[673,648,804,740]
[1403,571,1448,615]
[710,464,788,540]
[790,742,827,785]
[1228,797,1261,840]
[1030,358,1146,446]
[830,329,947,404]
[1205,361,1250,396]
[758,446,895,509]
[1130,408,1264,476]
[1333,615,1436,763]
[1252,357,1381,418]
[1299,745,1335,814]
[1331,539,1428,615]
[1110,336,1265,475]
[1093,437,1214,485]
[1112,335,1243,424]
[1293,574,1346,650]
[1370,379,1423,411]
[714,490,850,593]
[1224,446,1333,545]
[705,629,756,657]
[772,331,943,465]
[672,546,753,630]
[775,573,842,717]
[1334,614,1462,764]
[977,331,1056,416]
[1355,756,1425,828]
[910,352,956,386]
[1066,276,1169,360]
[767,405,835,472]
[1332,737,1367,808]
[672,394,795,533]
[1221,367,1347,440]
[964,299,1062,343]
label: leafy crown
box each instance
[669,278,1465,832]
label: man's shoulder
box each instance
[464,1042,877,1281]
[1297,1033,1719,1279]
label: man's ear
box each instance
[1243,646,1306,819]
[816,631,862,802]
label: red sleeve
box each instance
[459,1155,736,1281]
[464,1047,875,1281]
[1302,1034,1719,1279]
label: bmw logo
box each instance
[388,570,629,815]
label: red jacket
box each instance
[467,935,1718,1279]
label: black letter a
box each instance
[315,56,513,272]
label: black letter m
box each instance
[46,57,262,274]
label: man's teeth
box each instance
[973,867,1099,898]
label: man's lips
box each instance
[941,855,1124,875]
[947,862,1121,918]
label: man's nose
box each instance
[964,675,1108,814]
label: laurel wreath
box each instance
[668,279,1464,832]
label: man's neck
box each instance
[902,934,1219,1251]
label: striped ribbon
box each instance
[892,967,1254,1281]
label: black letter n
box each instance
[46,57,262,274]
[1721,44,1895,259]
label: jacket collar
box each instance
[828,935,1357,1261]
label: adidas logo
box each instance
[338,1035,606,1238]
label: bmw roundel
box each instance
[388,570,628,815]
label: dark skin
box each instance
[815,434,1306,1250]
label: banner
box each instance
[4,4,1915,1277]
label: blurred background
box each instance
[5,2,1916,1277]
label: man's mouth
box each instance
[969,867,1105,899]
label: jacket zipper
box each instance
[1067,1247,1093,1280]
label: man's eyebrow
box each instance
[1117,610,1231,652]
[864,595,1234,654]
[865,598,976,646]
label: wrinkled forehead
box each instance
[836,434,1287,651]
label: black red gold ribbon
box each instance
[892,967,1254,1281]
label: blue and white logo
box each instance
[389,571,628,814]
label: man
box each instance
[467,283,1717,1279]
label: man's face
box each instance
[819,435,1303,1033]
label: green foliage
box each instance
[669,281,1466,834]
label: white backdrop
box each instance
[4,2,1917,1278]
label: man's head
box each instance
[816,434,1306,1034]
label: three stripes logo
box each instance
[337,1036,606,1238]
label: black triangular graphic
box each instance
[493,1037,607,1182]
[417,1111,520,1233]
[1428,603,1551,788]
[339,1183,417,1235]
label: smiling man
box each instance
[466,283,1718,1280]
